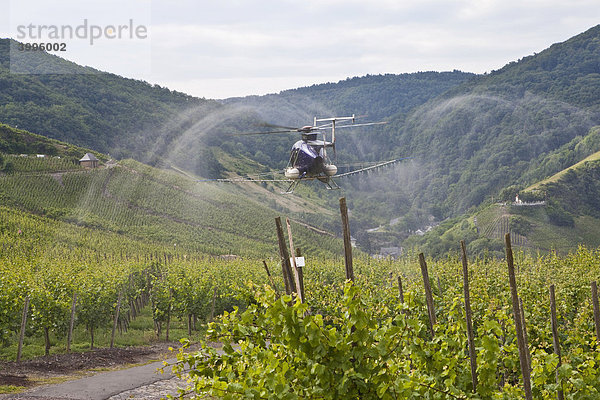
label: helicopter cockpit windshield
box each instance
[290,140,323,175]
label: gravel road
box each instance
[0,359,190,400]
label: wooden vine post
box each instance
[17,296,30,363]
[460,240,477,392]
[66,292,77,352]
[592,281,600,344]
[286,217,304,303]
[418,253,436,337]
[275,217,294,295]
[110,291,122,348]
[505,233,532,400]
[549,285,564,400]
[262,260,280,296]
[519,297,531,371]
[339,197,354,281]
[397,275,404,303]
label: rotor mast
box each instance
[314,114,355,146]
[315,115,355,163]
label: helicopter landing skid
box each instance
[318,176,340,190]
[282,176,342,194]
[282,180,300,194]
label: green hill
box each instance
[405,150,600,257]
[525,148,600,191]
[0,39,206,154]
[0,122,105,161]
[218,25,600,254]
[2,25,600,256]
[392,25,600,217]
[0,125,343,258]
[0,39,234,178]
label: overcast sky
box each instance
[2,0,600,99]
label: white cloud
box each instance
[161,75,347,99]
[4,0,600,98]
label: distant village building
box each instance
[513,193,546,207]
[515,194,523,205]
[79,153,99,168]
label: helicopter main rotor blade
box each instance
[230,129,299,136]
[259,123,299,130]
[231,126,323,136]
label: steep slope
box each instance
[404,148,600,257]
[0,122,103,161]
[224,71,475,167]
[482,153,600,254]
[524,127,600,192]
[0,125,343,258]
[0,39,230,175]
[389,24,600,219]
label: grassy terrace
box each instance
[525,150,600,192]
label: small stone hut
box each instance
[79,153,99,168]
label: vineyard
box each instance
[3,218,600,398]
[2,205,600,398]
[2,154,83,173]
[0,155,341,367]
[1,156,600,399]
[168,243,600,399]
[0,158,342,257]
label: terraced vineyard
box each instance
[476,205,528,247]
[0,152,343,364]
[1,145,599,399]
[0,158,342,257]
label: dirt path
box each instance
[0,344,191,400]
[3,359,175,400]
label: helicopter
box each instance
[203,115,407,193]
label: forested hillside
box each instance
[222,25,600,253]
[2,25,600,256]
[224,71,474,168]
[0,39,223,170]
[392,24,600,218]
